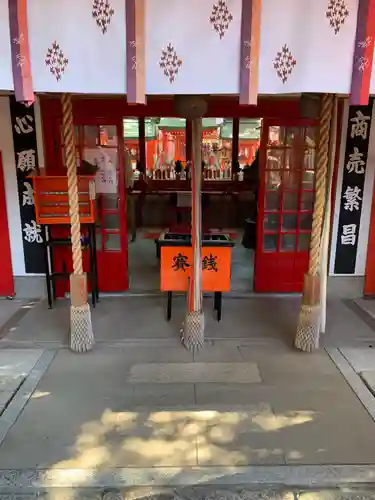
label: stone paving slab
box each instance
[0,349,44,416]
[1,487,375,500]
[0,391,13,408]
[1,485,375,500]
[0,299,29,340]
[119,346,194,363]
[194,384,357,407]
[239,349,340,374]
[0,406,280,468]
[128,363,262,384]
[341,347,375,372]
[0,488,293,500]
[354,298,375,322]
[277,407,375,465]
[2,297,375,351]
[0,346,375,469]
[0,375,23,392]
[360,371,375,395]
[196,410,286,466]
[193,344,243,362]
[239,350,350,391]
[131,383,195,407]
[5,466,375,490]
[3,301,69,344]
[336,348,375,408]
[324,300,375,346]
[0,349,44,376]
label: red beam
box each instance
[125,0,146,104]
[239,0,262,106]
[8,0,34,104]
[350,0,375,106]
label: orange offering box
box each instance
[32,175,96,225]
[159,232,235,292]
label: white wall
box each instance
[329,99,375,276]
[34,97,45,170]
[0,96,25,276]
[0,0,371,96]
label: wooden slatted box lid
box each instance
[32,175,96,225]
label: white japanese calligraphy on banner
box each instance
[16,148,36,172]
[350,111,371,141]
[83,147,118,194]
[346,147,365,174]
[22,182,34,206]
[343,186,362,212]
[23,220,42,244]
[14,115,34,135]
[333,100,374,275]
[341,223,357,246]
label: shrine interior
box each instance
[125,117,260,293]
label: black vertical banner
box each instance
[334,99,373,274]
[9,96,45,273]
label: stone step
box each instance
[2,485,375,500]
[3,466,375,495]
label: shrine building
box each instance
[0,0,374,306]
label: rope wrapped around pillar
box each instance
[61,93,95,353]
[295,93,334,352]
[182,118,204,351]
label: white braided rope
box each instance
[182,118,204,350]
[61,93,94,353]
[192,119,203,313]
[61,93,83,276]
[308,94,333,276]
[295,94,333,352]
[70,304,95,353]
[182,311,205,352]
[295,304,320,352]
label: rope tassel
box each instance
[61,93,95,353]
[295,94,334,352]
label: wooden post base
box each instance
[302,273,320,306]
[70,273,88,307]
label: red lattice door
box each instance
[81,124,128,292]
[49,120,128,295]
[254,120,317,293]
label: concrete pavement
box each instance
[1,296,375,497]
[2,295,375,347]
[0,342,374,469]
